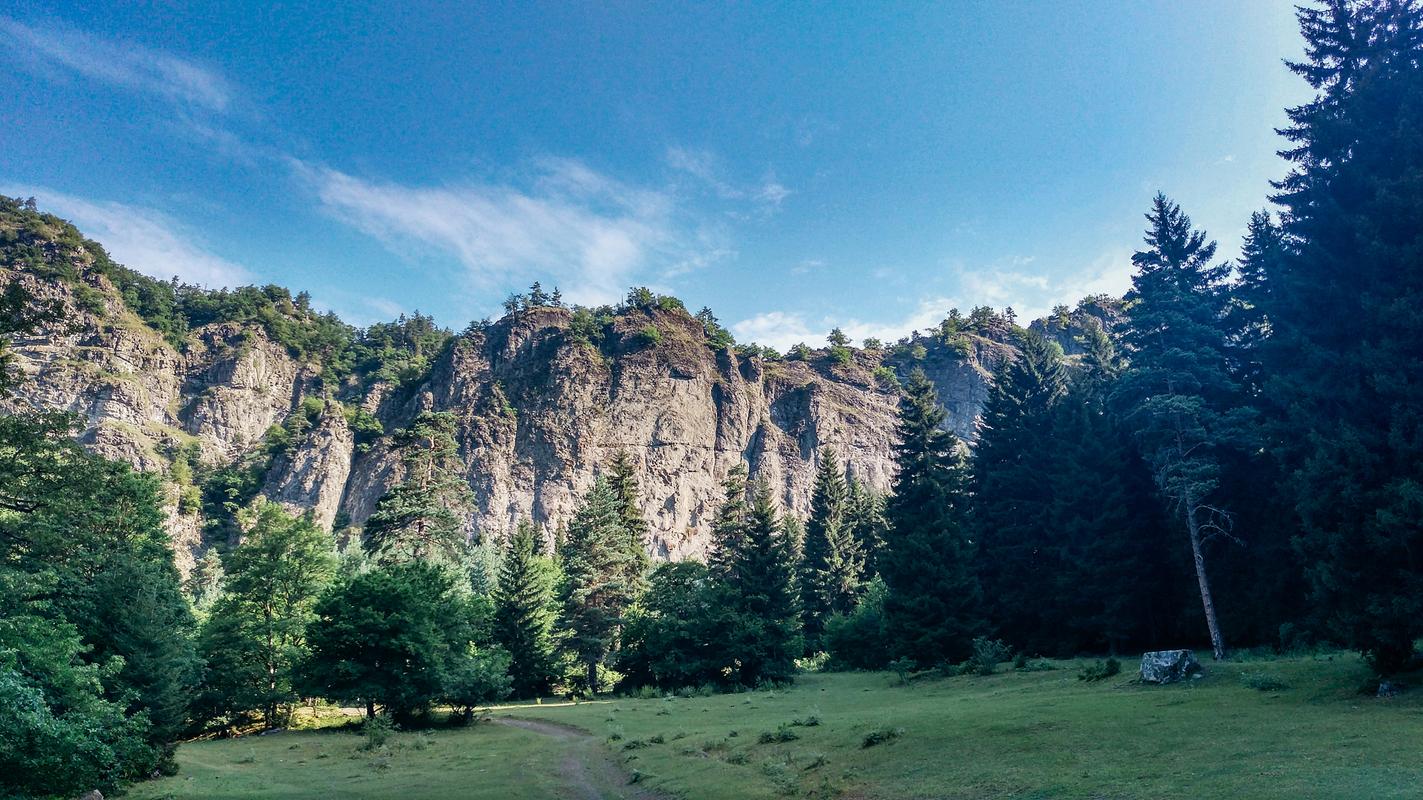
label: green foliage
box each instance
[824,577,891,670]
[968,637,1013,676]
[618,561,714,690]
[0,411,198,789]
[880,369,982,664]
[343,403,385,451]
[872,365,900,390]
[298,561,495,721]
[799,447,864,649]
[196,500,336,729]
[364,412,474,565]
[1077,658,1121,682]
[711,476,804,686]
[696,307,736,349]
[636,324,663,347]
[887,657,916,686]
[860,725,904,748]
[559,477,643,694]
[0,571,160,799]
[568,306,613,348]
[494,520,560,697]
[1115,193,1250,659]
[972,330,1067,653]
[1266,0,1423,675]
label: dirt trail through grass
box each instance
[495,716,668,800]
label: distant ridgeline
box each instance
[0,194,1112,572]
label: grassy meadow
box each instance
[131,652,1423,800]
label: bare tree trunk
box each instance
[586,658,599,696]
[1185,500,1226,660]
[366,699,375,719]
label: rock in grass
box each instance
[1140,650,1202,684]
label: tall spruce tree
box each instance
[880,368,982,665]
[1115,193,1250,660]
[799,447,864,647]
[709,475,803,684]
[493,519,559,697]
[973,330,1068,653]
[1266,0,1423,673]
[559,477,639,694]
[844,477,888,579]
[707,463,751,580]
[606,450,651,596]
[1044,319,1175,654]
[364,412,474,564]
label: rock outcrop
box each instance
[1139,649,1203,684]
[2,215,1049,567]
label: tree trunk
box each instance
[586,658,598,696]
[365,699,375,719]
[1185,502,1226,660]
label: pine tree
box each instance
[799,447,864,647]
[493,519,559,697]
[364,412,474,565]
[1266,0,1423,673]
[972,330,1067,652]
[1044,319,1175,654]
[1114,193,1250,660]
[606,450,651,597]
[707,464,750,580]
[1229,210,1285,394]
[879,368,982,665]
[709,475,803,684]
[559,478,639,694]
[844,477,888,578]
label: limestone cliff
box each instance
[1,203,1034,567]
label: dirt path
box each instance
[494,717,669,800]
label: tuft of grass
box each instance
[861,726,904,748]
[1078,657,1122,682]
[1241,671,1290,692]
[757,725,800,744]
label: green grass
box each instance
[132,652,1423,799]
[127,723,568,800]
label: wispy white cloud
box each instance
[790,259,825,276]
[0,16,235,113]
[294,157,723,307]
[6,184,253,288]
[665,146,791,215]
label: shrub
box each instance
[795,651,830,673]
[360,714,394,750]
[758,725,800,744]
[888,656,916,685]
[861,726,904,748]
[1078,658,1121,682]
[637,324,663,347]
[970,637,1013,676]
[791,710,821,727]
[873,365,901,390]
[829,345,852,366]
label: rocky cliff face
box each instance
[3,244,1021,568]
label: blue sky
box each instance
[1,2,1310,349]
